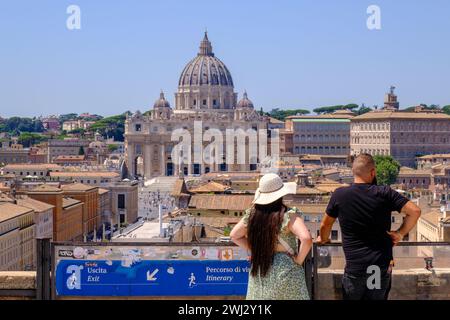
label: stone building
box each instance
[285,110,354,156]
[109,180,139,227]
[124,33,269,179]
[417,154,450,169]
[351,107,450,167]
[47,139,90,163]
[27,184,83,241]
[0,142,29,165]
[61,183,100,237]
[0,202,35,271]
[417,207,450,242]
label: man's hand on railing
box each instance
[315,236,331,245]
[387,230,403,246]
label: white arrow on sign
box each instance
[147,269,159,281]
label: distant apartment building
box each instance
[62,119,96,132]
[279,129,293,154]
[48,171,121,186]
[27,184,83,241]
[16,196,54,240]
[109,181,139,227]
[396,167,433,190]
[53,155,89,166]
[28,147,48,164]
[285,110,354,156]
[47,139,90,163]
[417,154,450,169]
[417,207,450,242]
[0,202,35,271]
[42,117,60,131]
[98,188,111,225]
[61,183,100,236]
[0,142,29,165]
[1,163,62,179]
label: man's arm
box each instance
[387,201,421,245]
[317,214,336,244]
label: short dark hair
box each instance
[352,153,375,177]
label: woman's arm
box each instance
[230,220,250,251]
[289,215,313,265]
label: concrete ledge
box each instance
[0,272,36,290]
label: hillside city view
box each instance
[0,1,449,308]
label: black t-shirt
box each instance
[326,183,409,274]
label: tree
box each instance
[268,108,310,121]
[89,113,127,142]
[107,144,119,152]
[18,132,47,147]
[373,155,401,186]
[313,104,358,114]
[442,105,450,115]
[0,117,44,134]
[356,106,372,115]
[59,113,78,124]
[78,146,85,155]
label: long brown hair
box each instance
[247,197,286,277]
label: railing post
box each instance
[304,249,313,299]
[36,238,51,300]
[312,243,318,300]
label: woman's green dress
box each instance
[242,207,310,300]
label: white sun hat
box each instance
[253,173,297,205]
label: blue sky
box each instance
[0,0,449,117]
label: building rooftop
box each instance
[61,183,97,192]
[29,184,62,193]
[62,197,82,209]
[16,196,54,213]
[352,110,450,120]
[98,188,109,195]
[171,179,190,197]
[49,171,120,178]
[189,181,230,193]
[188,194,254,211]
[418,154,450,160]
[0,202,34,223]
[398,167,432,177]
[2,164,62,171]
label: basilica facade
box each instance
[125,33,269,179]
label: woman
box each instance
[230,173,312,300]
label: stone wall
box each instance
[316,268,450,300]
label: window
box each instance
[193,99,196,106]
[135,124,142,132]
[203,99,207,106]
[118,194,125,209]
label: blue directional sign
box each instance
[54,245,250,297]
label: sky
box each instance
[0,0,449,118]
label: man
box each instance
[318,153,421,300]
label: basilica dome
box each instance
[153,91,171,109]
[237,92,254,109]
[178,32,234,88]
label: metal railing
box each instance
[25,240,450,300]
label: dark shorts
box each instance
[342,267,392,300]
